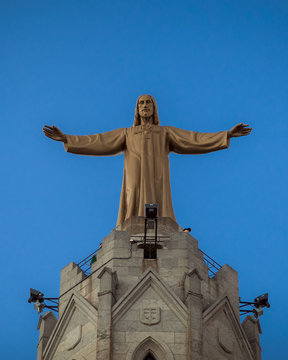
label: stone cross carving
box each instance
[43,95,251,225]
[140,306,161,325]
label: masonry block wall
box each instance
[37,217,261,360]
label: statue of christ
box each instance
[43,95,251,225]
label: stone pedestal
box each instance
[36,217,261,360]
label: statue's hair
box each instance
[133,94,160,126]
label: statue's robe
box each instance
[64,124,230,225]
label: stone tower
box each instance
[36,217,262,360]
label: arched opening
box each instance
[144,353,156,360]
[127,335,174,360]
[130,336,167,360]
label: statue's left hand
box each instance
[228,123,252,138]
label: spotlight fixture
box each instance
[28,288,44,304]
[28,288,58,314]
[140,204,160,258]
[239,292,270,318]
[254,293,270,309]
[145,204,158,219]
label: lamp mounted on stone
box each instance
[254,293,270,309]
[145,203,158,219]
[144,204,158,247]
[240,293,270,318]
[137,204,162,258]
[28,288,59,314]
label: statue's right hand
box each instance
[43,125,67,143]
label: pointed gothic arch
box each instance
[144,353,156,360]
[126,336,174,360]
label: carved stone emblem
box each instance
[140,305,161,325]
[65,325,82,351]
[217,328,233,354]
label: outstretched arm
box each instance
[167,126,230,154]
[167,122,252,155]
[43,125,126,156]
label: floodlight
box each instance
[240,292,271,318]
[254,293,270,309]
[28,288,44,303]
[145,204,158,219]
[28,288,59,314]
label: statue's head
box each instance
[133,94,160,126]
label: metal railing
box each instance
[77,243,222,278]
[77,247,100,276]
[199,249,222,277]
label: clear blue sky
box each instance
[1,0,287,358]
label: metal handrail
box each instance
[77,247,100,276]
[77,243,222,278]
[199,249,222,277]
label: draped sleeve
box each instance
[64,128,126,156]
[166,126,230,154]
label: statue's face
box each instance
[138,95,154,118]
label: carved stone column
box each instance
[184,269,203,360]
[96,267,118,360]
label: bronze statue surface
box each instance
[43,95,251,225]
